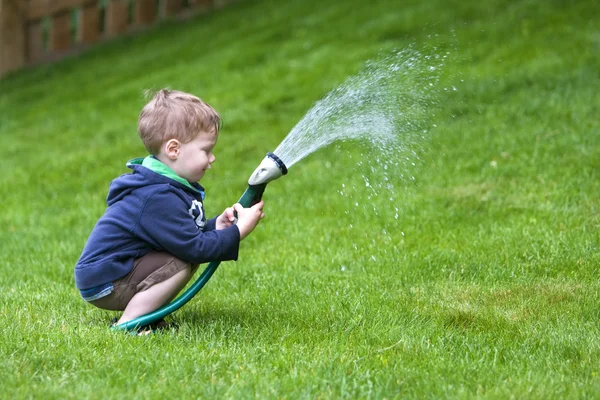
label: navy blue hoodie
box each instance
[74,156,240,290]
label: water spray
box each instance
[113,152,287,331]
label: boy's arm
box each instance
[137,190,240,264]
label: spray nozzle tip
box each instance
[247,152,288,186]
[266,152,288,175]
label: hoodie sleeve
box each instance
[204,216,218,232]
[136,189,240,264]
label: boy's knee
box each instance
[190,263,200,275]
[135,253,190,291]
[176,264,193,280]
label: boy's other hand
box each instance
[234,201,265,240]
[215,205,237,230]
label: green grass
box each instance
[1,0,599,398]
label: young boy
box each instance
[74,89,265,329]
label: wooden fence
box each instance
[0,0,236,78]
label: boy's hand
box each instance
[234,200,265,240]
[215,205,237,230]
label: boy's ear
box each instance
[164,139,180,159]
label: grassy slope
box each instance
[1,0,599,397]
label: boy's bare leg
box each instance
[117,266,192,324]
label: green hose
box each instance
[113,183,267,331]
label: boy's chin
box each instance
[193,171,206,182]
[183,174,201,183]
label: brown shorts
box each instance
[89,251,198,311]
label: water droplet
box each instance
[371,255,377,261]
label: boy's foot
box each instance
[135,319,178,336]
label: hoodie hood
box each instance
[107,156,205,206]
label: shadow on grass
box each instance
[179,304,300,335]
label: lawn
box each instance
[1,0,599,398]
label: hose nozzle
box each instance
[248,152,288,185]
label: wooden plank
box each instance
[26,21,45,62]
[189,0,212,11]
[0,0,26,76]
[134,0,157,26]
[160,0,183,18]
[78,3,101,44]
[105,0,129,37]
[50,12,71,52]
[28,0,95,21]
[214,0,233,9]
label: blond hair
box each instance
[138,89,221,155]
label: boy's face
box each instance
[172,131,217,183]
